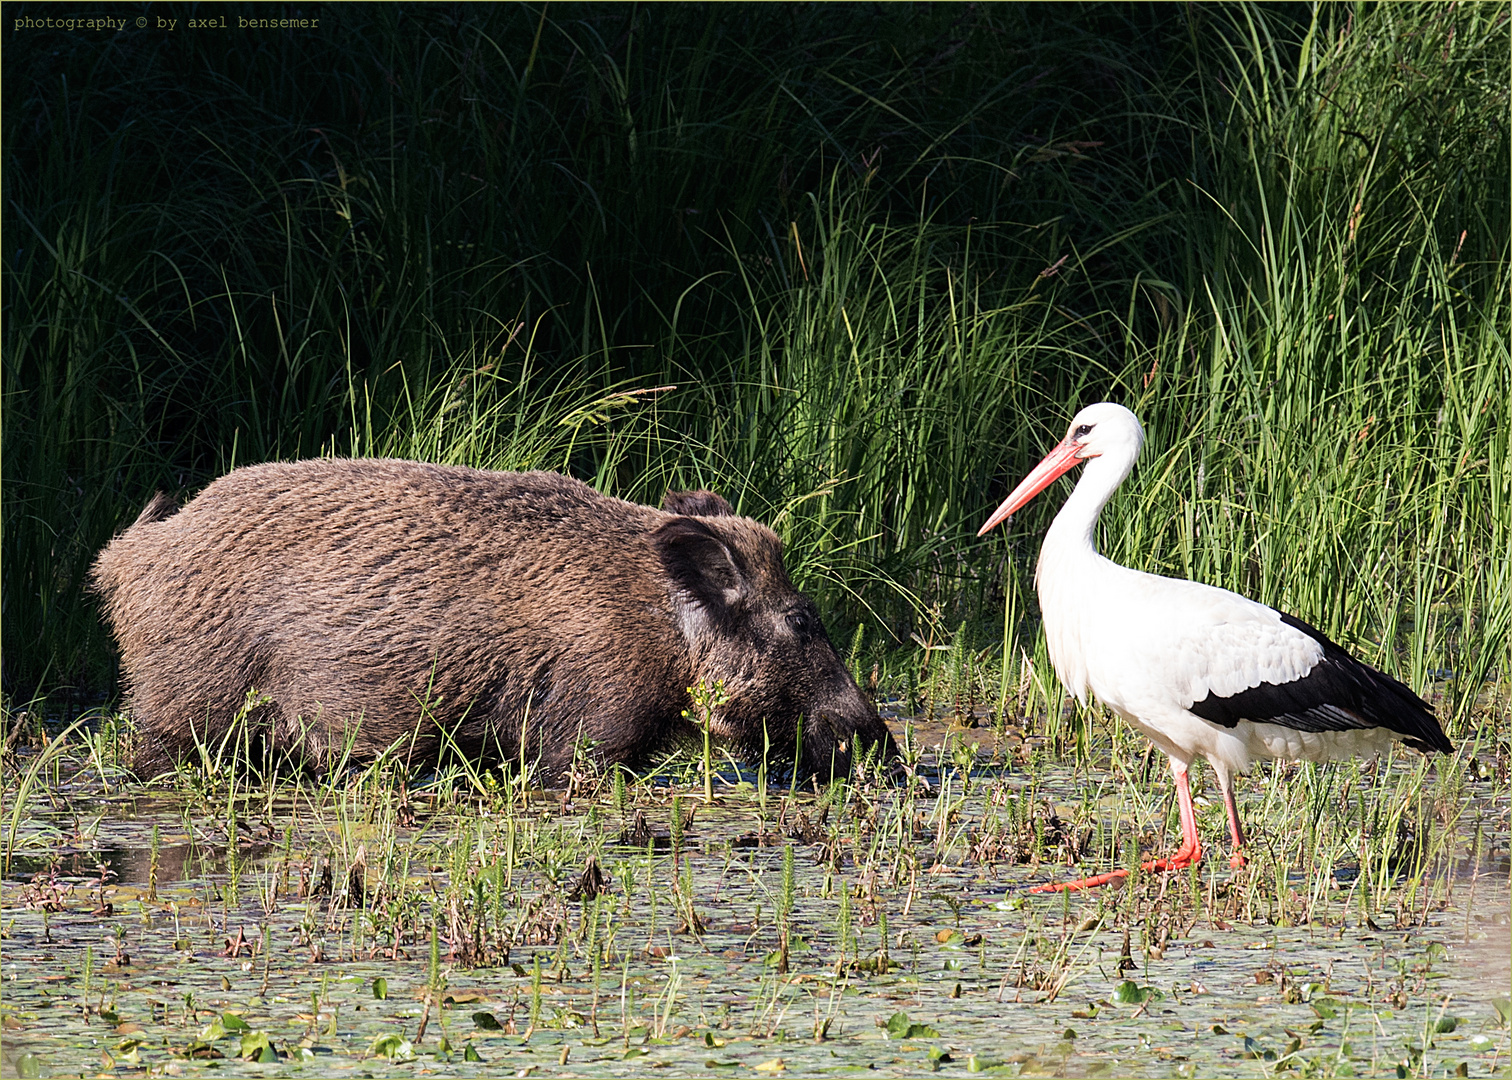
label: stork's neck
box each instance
[1037,451,1136,578]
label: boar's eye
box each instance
[785,611,809,635]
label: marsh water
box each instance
[3,708,1508,1078]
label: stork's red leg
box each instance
[1143,763,1202,872]
[1221,780,1248,868]
[1028,868,1129,893]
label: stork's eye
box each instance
[1073,424,1093,439]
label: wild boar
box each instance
[91,459,894,781]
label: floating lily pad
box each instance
[885,1011,941,1039]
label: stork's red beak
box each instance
[977,436,1085,535]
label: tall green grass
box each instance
[3,3,1507,729]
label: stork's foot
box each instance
[1142,853,1200,873]
[1142,838,1202,874]
[1028,869,1129,893]
[1228,852,1247,869]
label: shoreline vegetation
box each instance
[4,3,1506,721]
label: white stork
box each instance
[979,402,1453,892]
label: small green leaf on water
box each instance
[464,1044,482,1062]
[1212,1024,1229,1035]
[705,1032,726,1048]
[239,1030,277,1062]
[885,1011,941,1040]
[13,1052,41,1079]
[1062,1028,1077,1040]
[1311,997,1339,1019]
[472,1010,502,1030]
[374,1028,423,1058]
[1436,1016,1459,1034]
[623,1047,649,1060]
[372,977,387,1000]
[220,1012,250,1032]
[706,1060,741,1069]
[368,1033,415,1061]
[1114,981,1151,1005]
[199,1018,228,1041]
[1493,999,1511,1026]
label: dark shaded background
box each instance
[4,3,1502,706]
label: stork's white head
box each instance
[978,402,1145,535]
[1060,402,1145,464]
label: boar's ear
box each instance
[653,516,746,617]
[660,489,734,517]
[133,491,180,527]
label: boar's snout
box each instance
[798,672,896,781]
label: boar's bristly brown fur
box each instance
[91,460,894,781]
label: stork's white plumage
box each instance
[980,403,1452,892]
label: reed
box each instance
[2,4,1504,731]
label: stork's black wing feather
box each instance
[1188,614,1452,754]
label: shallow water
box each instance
[3,714,1508,1078]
